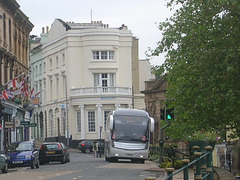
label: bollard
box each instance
[145,177,156,180]
[166,168,175,180]
[205,145,213,180]
[194,152,202,180]
[182,159,190,180]
[192,146,200,151]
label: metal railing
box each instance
[163,145,213,180]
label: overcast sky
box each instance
[16,0,174,66]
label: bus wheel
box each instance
[105,156,109,161]
[109,157,117,162]
[131,159,137,163]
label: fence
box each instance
[163,145,213,180]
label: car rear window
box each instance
[45,144,60,149]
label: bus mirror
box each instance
[150,118,154,132]
[109,115,114,130]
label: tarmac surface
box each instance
[52,146,236,180]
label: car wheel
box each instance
[36,160,40,168]
[2,163,8,173]
[85,148,91,154]
[61,156,66,164]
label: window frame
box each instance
[76,110,81,133]
[92,51,115,60]
[87,111,96,133]
[104,110,111,131]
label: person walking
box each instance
[93,141,99,158]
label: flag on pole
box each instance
[11,89,22,95]
[31,96,40,105]
[0,92,4,102]
[34,91,41,97]
[30,87,35,98]
[18,79,25,91]
[1,90,13,100]
[22,85,29,98]
[7,78,18,89]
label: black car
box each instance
[78,140,104,154]
[39,142,70,165]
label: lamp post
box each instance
[63,75,69,147]
[99,126,102,158]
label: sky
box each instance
[16,0,174,66]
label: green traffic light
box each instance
[167,115,172,120]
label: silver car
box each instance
[0,152,8,173]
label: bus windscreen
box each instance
[112,116,149,142]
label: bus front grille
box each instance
[114,142,146,150]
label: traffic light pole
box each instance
[159,122,171,164]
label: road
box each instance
[0,150,165,180]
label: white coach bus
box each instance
[104,108,154,163]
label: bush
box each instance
[160,159,183,169]
[160,160,172,168]
[174,160,183,169]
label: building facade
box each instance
[30,19,145,146]
[141,75,167,144]
[0,0,33,150]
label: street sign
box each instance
[28,123,37,127]
[60,104,66,108]
[5,121,14,128]
[21,121,30,126]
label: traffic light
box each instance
[166,108,174,120]
[0,103,4,118]
[160,108,165,120]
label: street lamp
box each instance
[63,74,69,147]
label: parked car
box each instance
[7,141,39,169]
[39,142,70,165]
[78,140,104,154]
[0,152,8,173]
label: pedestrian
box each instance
[93,141,99,158]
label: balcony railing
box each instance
[71,86,132,97]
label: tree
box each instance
[149,0,240,140]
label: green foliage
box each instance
[160,159,183,169]
[160,160,172,168]
[174,160,183,169]
[149,0,240,140]
[151,65,165,79]
[186,130,221,142]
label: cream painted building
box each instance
[30,19,147,145]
